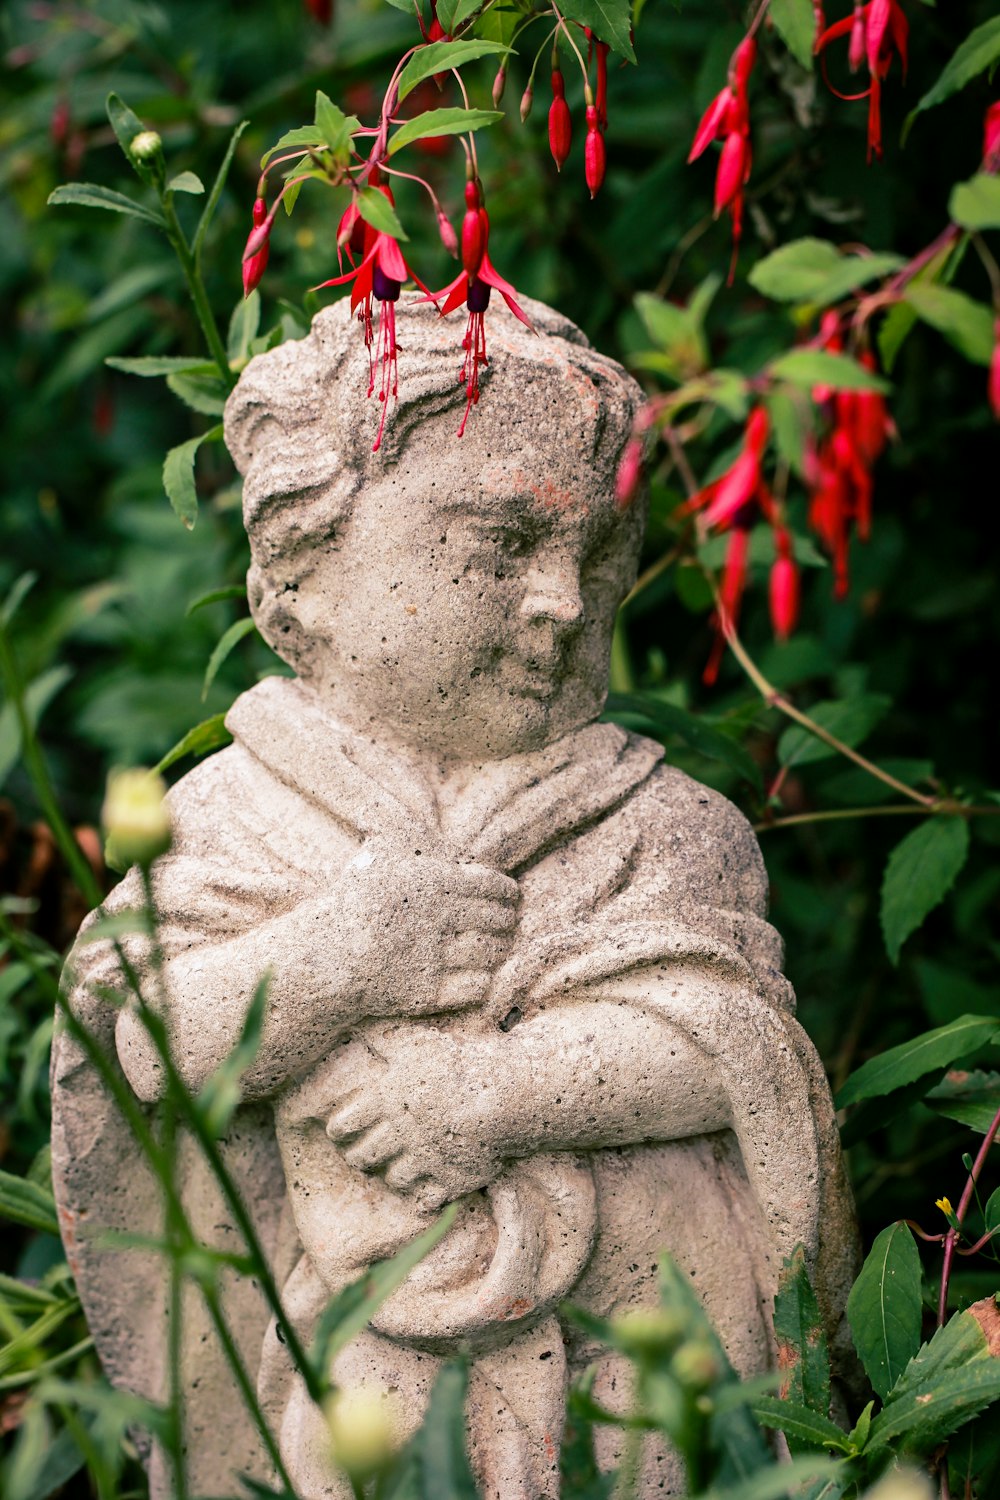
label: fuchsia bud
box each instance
[461,180,485,276]
[584,103,605,197]
[437,208,458,257]
[492,65,507,107]
[615,437,643,508]
[983,101,1000,171]
[769,531,800,640]
[714,130,748,216]
[242,197,270,298]
[989,319,1000,420]
[731,34,757,91]
[548,69,572,171]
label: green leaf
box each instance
[904,284,994,366]
[397,40,511,102]
[750,1396,850,1453]
[195,120,249,262]
[634,293,707,379]
[196,972,270,1137]
[881,817,971,965]
[924,1070,1000,1135]
[1,572,37,627]
[314,90,357,164]
[766,387,813,479]
[869,1310,1000,1455]
[105,355,217,376]
[260,124,329,169]
[155,714,233,774]
[700,1458,845,1500]
[904,18,1000,136]
[202,617,258,700]
[105,91,147,160]
[777,695,890,770]
[838,1014,1000,1108]
[749,239,902,305]
[558,0,636,61]
[47,183,166,229]
[166,171,204,195]
[162,424,223,530]
[770,0,815,69]
[413,1362,478,1499]
[166,371,228,416]
[310,1204,459,1381]
[186,585,248,616]
[604,691,763,793]
[228,289,261,363]
[950,174,1000,232]
[846,1222,922,1400]
[878,241,956,374]
[0,1167,59,1236]
[0,666,72,792]
[561,1377,617,1500]
[767,349,890,394]
[773,1247,831,1437]
[356,185,408,242]
[388,107,503,156]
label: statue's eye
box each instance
[484,524,539,558]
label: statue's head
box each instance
[224,296,645,761]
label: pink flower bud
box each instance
[714,131,748,216]
[990,319,1000,420]
[615,437,643,508]
[436,208,458,257]
[984,101,1000,172]
[492,65,507,108]
[548,70,572,171]
[520,84,534,123]
[769,545,800,641]
[584,104,605,197]
[242,197,270,298]
[732,34,757,91]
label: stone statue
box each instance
[52,296,857,1499]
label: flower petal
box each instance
[376,234,409,283]
[688,89,733,163]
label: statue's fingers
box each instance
[441,932,510,970]
[325,1092,383,1143]
[451,865,520,906]
[437,970,491,1010]
[383,1158,427,1193]
[342,1120,402,1172]
[448,898,519,934]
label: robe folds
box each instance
[51,675,857,1498]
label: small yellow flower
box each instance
[102,768,172,871]
[935,1197,954,1218]
[326,1384,400,1481]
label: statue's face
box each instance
[288,446,641,760]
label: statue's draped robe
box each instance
[52,677,856,1497]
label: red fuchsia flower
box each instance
[615,436,643,509]
[703,527,752,685]
[989,319,1000,420]
[983,101,1000,171]
[422,180,534,436]
[584,103,606,198]
[688,35,756,272]
[548,68,572,171]
[681,405,772,532]
[769,530,800,641]
[315,182,432,453]
[242,197,270,299]
[816,0,907,162]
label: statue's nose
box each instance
[520,564,585,628]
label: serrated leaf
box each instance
[162,423,222,529]
[846,1222,922,1400]
[0,1167,59,1236]
[166,371,228,416]
[228,289,261,363]
[106,355,218,376]
[356,185,408,241]
[155,714,232,775]
[904,284,994,366]
[924,1070,1000,1135]
[749,240,902,305]
[604,691,763,792]
[558,0,635,61]
[202,617,258,700]
[869,1311,1000,1455]
[773,1246,831,1433]
[751,1396,849,1452]
[310,1205,458,1381]
[770,0,815,69]
[388,107,503,156]
[314,90,356,164]
[47,183,166,229]
[166,171,204,195]
[904,18,1000,136]
[838,1014,1000,1108]
[397,39,510,102]
[768,349,890,393]
[777,694,890,770]
[881,816,971,965]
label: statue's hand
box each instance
[320,1023,507,1210]
[339,839,521,1016]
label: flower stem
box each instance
[937,1102,1000,1327]
[160,191,233,385]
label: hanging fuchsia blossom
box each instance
[688,34,756,272]
[423,180,534,436]
[816,0,908,161]
[242,197,271,299]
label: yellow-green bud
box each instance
[326,1385,399,1480]
[670,1339,719,1393]
[103,768,171,871]
[612,1307,687,1358]
[129,130,163,162]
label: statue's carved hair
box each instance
[223,296,643,672]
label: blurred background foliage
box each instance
[1,0,1000,1490]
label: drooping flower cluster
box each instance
[544,35,608,197]
[687,35,756,273]
[816,0,908,161]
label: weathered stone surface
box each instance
[52,295,858,1498]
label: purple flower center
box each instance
[468,277,491,314]
[372,264,402,302]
